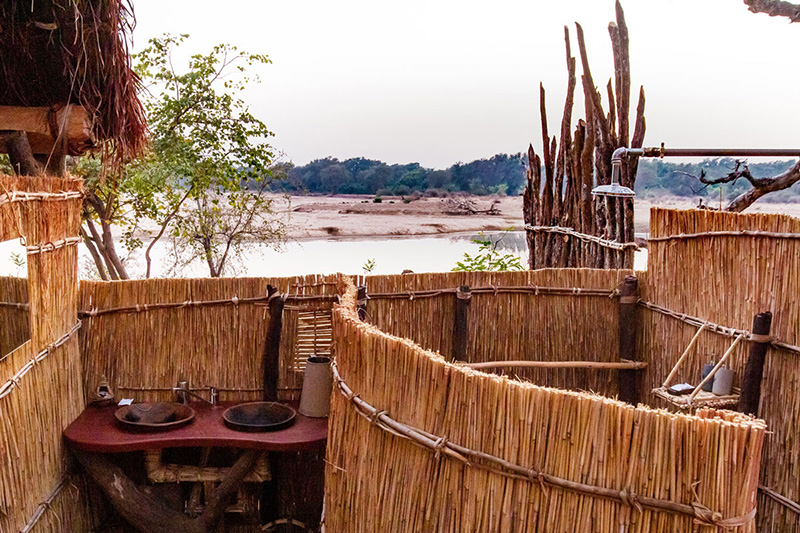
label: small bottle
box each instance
[701,361,715,392]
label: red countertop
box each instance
[64,401,328,453]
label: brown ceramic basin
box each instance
[223,402,296,432]
[114,402,195,432]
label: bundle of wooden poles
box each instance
[325,279,766,532]
[523,1,644,270]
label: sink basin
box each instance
[223,402,296,432]
[115,402,195,432]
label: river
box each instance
[0,231,647,278]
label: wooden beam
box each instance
[452,285,471,362]
[263,285,284,401]
[0,105,94,155]
[617,275,639,404]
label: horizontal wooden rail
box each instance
[525,225,639,251]
[638,299,800,356]
[648,230,800,243]
[368,285,618,300]
[462,359,647,370]
[759,484,800,516]
[78,294,339,318]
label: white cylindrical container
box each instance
[712,366,735,396]
[299,356,333,418]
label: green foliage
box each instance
[452,231,524,272]
[372,196,382,203]
[80,33,285,278]
[362,258,376,274]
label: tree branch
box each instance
[681,159,800,211]
[744,0,800,22]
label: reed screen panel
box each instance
[365,269,630,396]
[79,274,342,403]
[0,175,92,532]
[641,207,800,530]
[326,285,766,532]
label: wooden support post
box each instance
[263,285,284,401]
[356,285,367,321]
[617,275,639,404]
[452,285,471,362]
[738,311,772,416]
[74,449,259,533]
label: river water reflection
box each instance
[0,231,647,278]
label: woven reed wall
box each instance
[0,276,29,356]
[640,207,800,531]
[79,274,342,403]
[365,269,630,396]
[326,280,766,532]
[0,175,94,532]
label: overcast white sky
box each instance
[130,0,800,169]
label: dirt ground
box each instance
[278,194,800,239]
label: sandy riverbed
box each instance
[278,194,800,239]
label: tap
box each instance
[174,383,218,406]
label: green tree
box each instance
[80,34,285,278]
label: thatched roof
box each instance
[0,1,147,162]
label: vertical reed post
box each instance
[617,275,639,404]
[263,285,284,401]
[737,311,772,416]
[452,285,471,362]
[356,285,367,321]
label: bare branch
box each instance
[744,0,800,22]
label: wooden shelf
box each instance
[653,386,740,411]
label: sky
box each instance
[130,0,800,169]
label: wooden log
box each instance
[0,105,95,155]
[356,285,367,321]
[738,312,773,416]
[452,285,471,362]
[617,275,639,404]
[2,131,41,176]
[263,285,285,401]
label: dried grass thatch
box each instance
[0,1,147,162]
[325,279,766,532]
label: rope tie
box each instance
[135,304,142,313]
[181,300,191,308]
[689,482,756,529]
[527,468,550,497]
[231,295,239,305]
[369,409,387,426]
[408,292,414,301]
[433,436,449,460]
[619,489,643,515]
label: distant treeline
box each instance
[274,154,799,202]
[276,154,527,196]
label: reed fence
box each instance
[640,207,800,531]
[79,274,343,404]
[325,279,766,532]
[364,269,631,397]
[0,175,94,532]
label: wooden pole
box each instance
[617,275,639,404]
[464,360,647,370]
[263,285,284,401]
[738,311,772,416]
[452,285,471,362]
[356,285,367,321]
